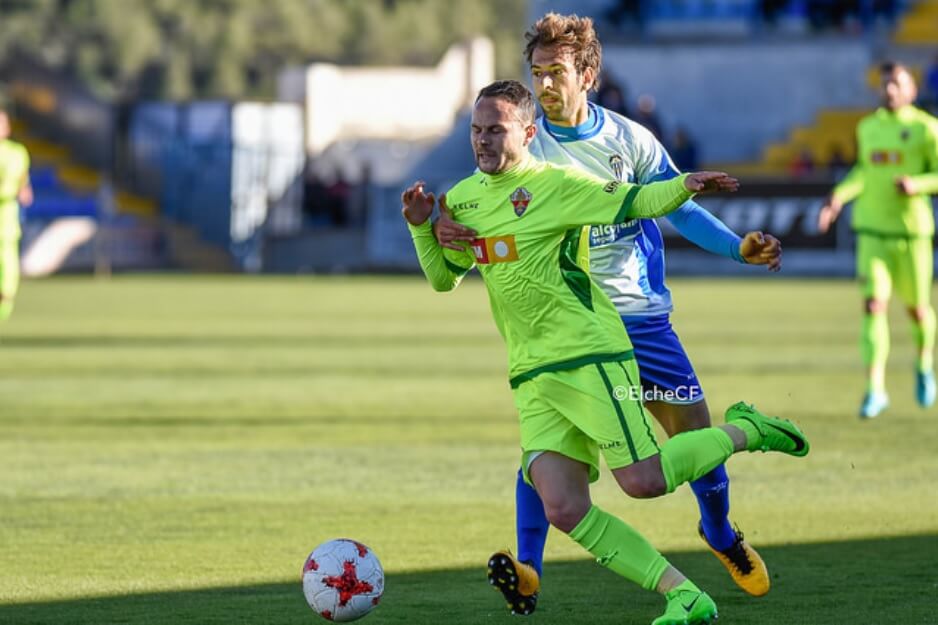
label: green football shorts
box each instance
[513,356,661,485]
[857,233,933,307]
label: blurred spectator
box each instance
[302,165,330,226]
[925,53,938,113]
[669,126,699,171]
[827,145,850,179]
[870,0,897,25]
[326,168,351,227]
[807,0,860,31]
[760,0,791,26]
[634,94,663,141]
[596,75,630,117]
[790,146,815,178]
[604,0,645,29]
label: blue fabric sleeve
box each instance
[642,153,744,263]
[665,200,745,263]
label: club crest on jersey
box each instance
[609,154,624,181]
[510,187,532,216]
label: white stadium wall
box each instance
[277,38,495,157]
[602,40,873,163]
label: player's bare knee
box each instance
[542,497,590,533]
[908,306,931,322]
[865,298,887,315]
[615,469,667,499]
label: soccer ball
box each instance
[302,539,384,622]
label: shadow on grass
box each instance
[3,534,934,624]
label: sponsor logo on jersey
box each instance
[510,187,532,216]
[609,154,624,181]
[900,129,910,141]
[870,150,903,165]
[470,235,519,264]
[603,181,621,194]
[450,201,479,211]
[589,221,639,247]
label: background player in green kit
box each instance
[402,79,811,625]
[0,107,33,322]
[819,62,938,418]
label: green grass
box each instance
[0,275,935,624]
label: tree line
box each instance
[0,0,526,101]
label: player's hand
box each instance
[896,176,918,196]
[817,197,842,234]
[17,185,33,207]
[739,231,782,272]
[433,194,476,251]
[684,172,739,194]
[401,180,435,226]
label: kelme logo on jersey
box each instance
[470,235,519,264]
[603,181,621,194]
[609,154,624,181]
[510,187,532,216]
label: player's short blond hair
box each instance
[523,13,602,92]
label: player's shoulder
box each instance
[908,106,938,131]
[0,138,27,155]
[857,110,881,131]
[600,107,656,142]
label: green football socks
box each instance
[862,312,889,393]
[911,306,936,373]
[569,505,669,591]
[659,428,736,493]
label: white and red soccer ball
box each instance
[302,539,384,622]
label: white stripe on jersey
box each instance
[528,103,679,318]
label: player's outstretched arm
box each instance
[402,183,473,292]
[817,196,843,234]
[625,172,739,220]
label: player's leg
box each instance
[528,452,716,625]
[646,399,769,597]
[0,237,20,321]
[857,234,892,417]
[513,469,548,577]
[597,359,808,497]
[521,369,717,625]
[895,237,936,407]
[626,317,740,557]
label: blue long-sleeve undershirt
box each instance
[645,158,744,263]
[665,200,745,263]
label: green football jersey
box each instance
[0,138,30,239]
[408,156,692,386]
[833,105,938,237]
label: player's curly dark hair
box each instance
[475,80,536,125]
[523,12,602,92]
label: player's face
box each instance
[471,96,535,174]
[0,113,9,140]
[880,68,917,110]
[530,46,592,124]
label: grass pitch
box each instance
[0,275,935,624]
